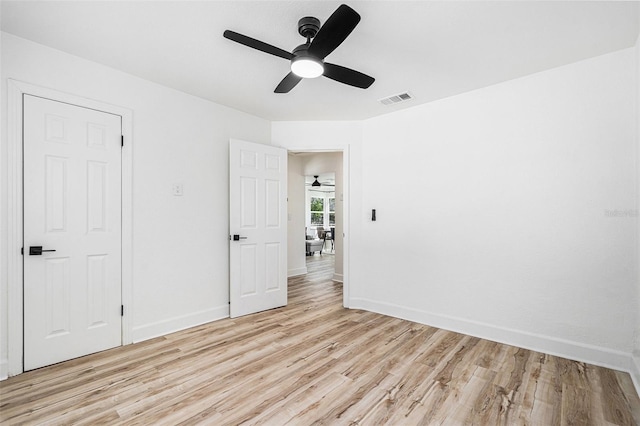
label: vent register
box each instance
[378,92,413,105]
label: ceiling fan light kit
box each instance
[291,58,324,78]
[224,4,374,93]
[290,44,324,78]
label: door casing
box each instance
[6,79,134,377]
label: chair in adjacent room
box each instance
[306,227,327,255]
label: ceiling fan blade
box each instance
[275,72,303,93]
[224,30,293,60]
[308,4,360,60]
[323,63,374,89]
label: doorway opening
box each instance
[286,151,346,305]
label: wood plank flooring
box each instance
[2,253,639,425]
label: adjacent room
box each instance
[1,1,640,424]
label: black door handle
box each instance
[29,246,56,256]
[232,235,247,241]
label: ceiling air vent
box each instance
[379,92,413,106]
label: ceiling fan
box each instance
[223,4,375,93]
[306,176,335,187]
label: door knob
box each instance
[231,235,247,241]
[29,246,56,256]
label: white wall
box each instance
[633,33,640,390]
[356,47,637,370]
[0,22,5,379]
[287,154,307,277]
[1,33,271,376]
[274,48,637,373]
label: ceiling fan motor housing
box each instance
[292,43,313,57]
[298,16,320,39]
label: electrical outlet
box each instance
[172,183,184,196]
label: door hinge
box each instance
[21,247,24,255]
[121,135,124,147]
[121,305,124,316]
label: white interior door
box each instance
[229,139,287,318]
[23,95,122,371]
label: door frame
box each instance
[6,79,134,376]
[287,147,350,308]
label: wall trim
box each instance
[332,273,344,283]
[132,305,229,343]
[0,359,7,381]
[288,267,308,277]
[350,297,632,373]
[6,79,134,377]
[631,354,640,396]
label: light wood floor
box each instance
[2,254,639,425]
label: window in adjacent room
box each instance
[310,197,324,226]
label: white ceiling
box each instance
[2,1,638,121]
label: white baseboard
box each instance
[132,304,229,343]
[350,298,631,373]
[631,353,640,396]
[332,273,344,282]
[288,267,307,277]
[0,358,8,381]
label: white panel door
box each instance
[23,95,122,371]
[230,139,287,318]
